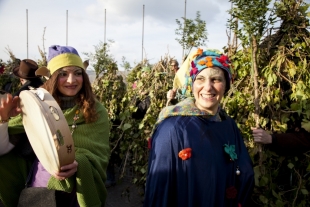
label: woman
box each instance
[0,45,110,207]
[144,49,254,207]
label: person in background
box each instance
[144,49,254,207]
[252,128,310,156]
[12,59,44,96]
[132,66,151,120]
[0,45,110,207]
[170,59,179,75]
[167,53,197,102]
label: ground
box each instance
[106,168,144,207]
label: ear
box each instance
[83,60,89,70]
[35,66,50,80]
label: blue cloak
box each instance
[144,115,254,207]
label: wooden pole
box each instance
[104,9,106,44]
[26,9,28,58]
[66,10,68,46]
[142,5,145,64]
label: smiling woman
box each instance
[0,45,110,207]
[144,49,254,207]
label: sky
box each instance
[0,0,233,70]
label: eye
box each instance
[195,76,205,82]
[75,71,83,76]
[59,72,68,77]
[212,77,223,83]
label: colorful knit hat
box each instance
[36,45,85,78]
[179,48,232,95]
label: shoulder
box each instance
[95,100,107,113]
[155,116,195,135]
[94,100,109,120]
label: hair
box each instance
[42,68,98,123]
[223,70,231,93]
[171,60,179,67]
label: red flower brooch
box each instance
[226,186,238,199]
[178,148,192,160]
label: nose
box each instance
[67,73,76,83]
[202,79,213,91]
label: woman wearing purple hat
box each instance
[144,49,254,207]
[0,45,110,207]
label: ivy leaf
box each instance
[122,123,132,131]
[287,163,294,169]
[301,189,309,195]
[301,119,310,132]
[288,67,296,77]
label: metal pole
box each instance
[104,9,106,44]
[142,5,145,64]
[66,10,68,46]
[26,9,28,58]
[182,0,187,62]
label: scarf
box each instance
[151,97,224,137]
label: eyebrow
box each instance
[60,68,82,72]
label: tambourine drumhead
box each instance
[19,88,75,175]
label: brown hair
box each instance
[42,68,98,123]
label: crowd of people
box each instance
[0,45,309,207]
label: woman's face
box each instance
[193,67,226,114]
[57,66,83,97]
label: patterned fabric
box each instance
[155,97,222,127]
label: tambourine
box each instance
[19,88,75,175]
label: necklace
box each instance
[71,109,80,135]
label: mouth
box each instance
[65,85,77,89]
[200,94,216,100]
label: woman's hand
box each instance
[251,127,272,144]
[0,93,21,121]
[53,160,78,180]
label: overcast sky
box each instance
[0,0,233,70]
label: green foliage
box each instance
[175,11,208,56]
[0,59,22,94]
[225,0,310,206]
[115,57,174,185]
[228,0,274,47]
[120,56,132,72]
[84,40,115,79]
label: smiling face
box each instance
[192,67,226,114]
[57,66,83,97]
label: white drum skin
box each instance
[19,88,75,175]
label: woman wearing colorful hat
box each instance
[144,49,254,207]
[0,45,110,207]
